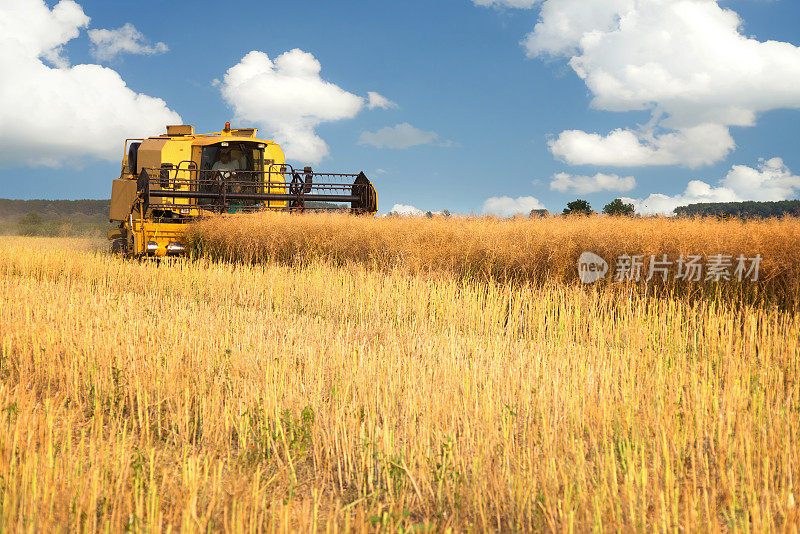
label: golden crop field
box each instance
[187,213,800,308]
[1,216,799,532]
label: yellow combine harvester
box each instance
[108,123,378,257]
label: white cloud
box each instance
[367,91,398,110]
[0,0,181,166]
[482,196,546,216]
[359,123,443,149]
[0,0,88,68]
[723,157,800,201]
[549,124,735,168]
[219,49,364,163]
[88,23,168,62]
[521,0,633,57]
[518,0,800,167]
[624,157,800,214]
[473,0,540,8]
[390,203,424,216]
[550,171,636,194]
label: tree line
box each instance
[558,198,635,216]
[673,200,800,218]
[556,198,800,218]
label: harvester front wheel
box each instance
[111,238,128,256]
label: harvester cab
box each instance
[108,124,378,257]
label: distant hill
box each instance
[0,198,110,221]
[674,200,800,218]
[0,198,113,237]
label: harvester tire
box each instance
[111,238,127,255]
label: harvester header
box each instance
[108,124,378,257]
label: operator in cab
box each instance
[211,147,249,213]
[211,147,246,179]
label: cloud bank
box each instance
[389,203,424,216]
[550,172,636,194]
[0,0,181,166]
[482,195,545,216]
[519,0,800,168]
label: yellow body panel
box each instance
[132,221,186,258]
[109,178,138,221]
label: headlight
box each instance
[166,242,185,256]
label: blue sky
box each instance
[1,0,799,215]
